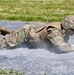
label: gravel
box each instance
[0,20,74,75]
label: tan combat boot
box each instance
[0,35,7,48]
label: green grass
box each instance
[0,68,23,75]
[0,0,74,22]
[0,68,47,75]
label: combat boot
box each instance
[0,35,7,48]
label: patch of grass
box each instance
[0,68,23,75]
[0,0,74,22]
[0,68,47,75]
